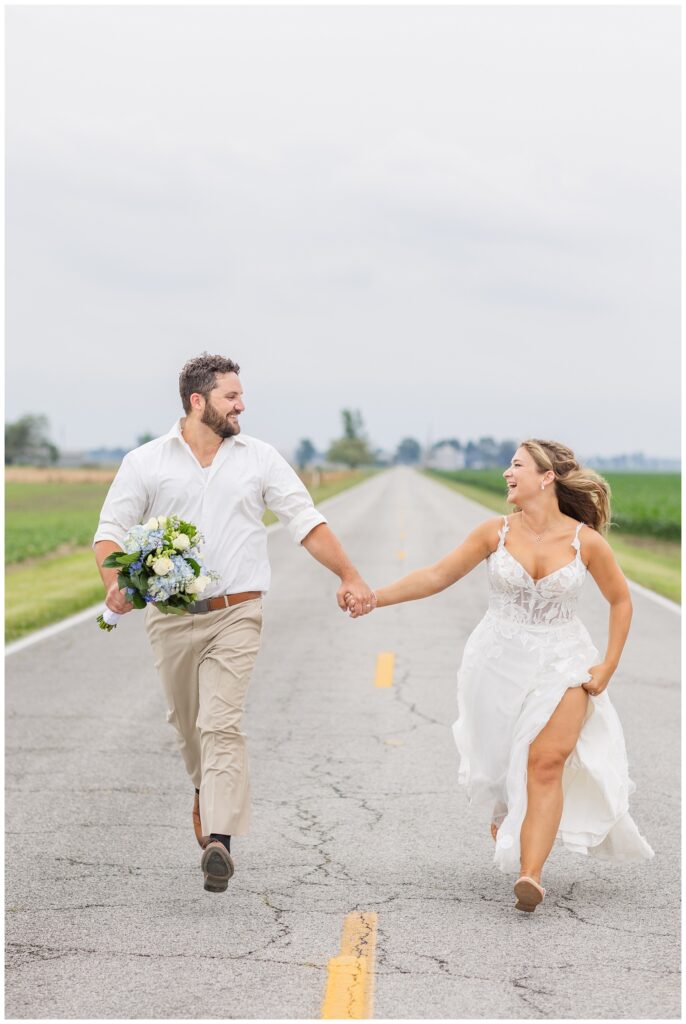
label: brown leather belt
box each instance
[188,591,262,615]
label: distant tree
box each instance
[5,414,59,465]
[327,409,373,468]
[465,440,480,467]
[295,438,317,470]
[341,409,365,441]
[498,439,518,466]
[478,436,499,465]
[137,432,156,446]
[395,437,422,464]
[327,436,373,468]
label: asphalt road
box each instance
[5,467,680,1019]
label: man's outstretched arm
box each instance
[300,524,376,615]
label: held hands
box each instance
[337,576,377,618]
[582,662,614,697]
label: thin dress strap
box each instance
[497,515,510,549]
[571,521,584,553]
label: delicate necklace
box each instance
[520,515,553,542]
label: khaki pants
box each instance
[145,598,263,836]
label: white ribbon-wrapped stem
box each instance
[101,607,123,627]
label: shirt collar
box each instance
[165,419,248,447]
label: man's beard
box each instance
[201,399,240,439]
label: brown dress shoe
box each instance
[193,791,211,849]
[201,841,235,893]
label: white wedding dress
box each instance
[453,516,654,874]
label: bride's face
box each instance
[503,447,551,504]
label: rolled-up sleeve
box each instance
[92,454,148,549]
[262,447,327,544]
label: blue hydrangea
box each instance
[123,525,166,557]
[170,554,195,580]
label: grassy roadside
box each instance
[424,470,681,604]
[5,469,378,643]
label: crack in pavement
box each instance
[388,660,447,731]
[511,972,556,1015]
[550,899,673,938]
[5,940,328,970]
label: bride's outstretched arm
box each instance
[582,530,633,694]
[349,518,501,614]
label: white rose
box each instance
[144,517,159,530]
[173,534,191,550]
[157,516,168,528]
[152,556,173,576]
[186,575,210,594]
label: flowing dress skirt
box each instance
[452,610,654,873]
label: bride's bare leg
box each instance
[519,686,589,883]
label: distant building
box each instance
[57,450,90,467]
[426,442,466,471]
[58,447,128,467]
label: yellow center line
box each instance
[374,652,394,688]
[321,911,378,1019]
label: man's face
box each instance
[198,372,245,438]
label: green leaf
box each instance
[186,558,200,574]
[131,592,146,609]
[129,570,147,589]
[156,603,188,616]
[102,552,126,568]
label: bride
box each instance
[349,439,653,912]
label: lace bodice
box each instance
[486,516,587,627]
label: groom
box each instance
[93,353,376,892]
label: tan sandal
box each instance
[514,875,546,913]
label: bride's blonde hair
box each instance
[517,439,612,534]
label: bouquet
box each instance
[97,515,219,631]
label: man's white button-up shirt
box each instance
[93,420,327,597]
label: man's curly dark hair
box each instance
[178,353,241,414]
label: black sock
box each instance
[210,833,231,852]
[195,788,200,795]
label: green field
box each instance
[426,469,680,540]
[6,481,113,562]
[5,469,376,642]
[425,469,681,603]
[6,465,680,641]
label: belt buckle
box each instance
[188,599,210,615]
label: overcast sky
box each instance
[6,5,680,459]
